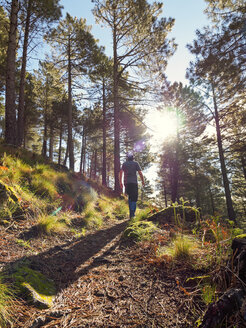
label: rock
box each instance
[148,205,200,228]
[12,265,56,308]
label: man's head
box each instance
[127,152,134,161]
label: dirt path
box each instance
[2,217,197,327]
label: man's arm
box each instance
[119,169,124,190]
[138,170,145,186]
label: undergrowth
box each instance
[0,274,14,328]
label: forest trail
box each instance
[2,216,193,328]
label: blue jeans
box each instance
[128,199,137,218]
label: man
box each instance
[119,153,145,218]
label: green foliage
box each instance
[201,284,217,305]
[0,274,14,328]
[124,220,158,242]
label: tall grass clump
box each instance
[0,274,14,327]
[113,199,129,219]
[83,203,103,228]
[37,213,69,235]
[164,234,195,261]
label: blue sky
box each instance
[59,0,209,84]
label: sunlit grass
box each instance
[160,234,198,262]
[83,203,103,228]
[37,213,69,235]
[113,199,129,219]
[0,274,14,328]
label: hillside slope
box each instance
[0,145,245,327]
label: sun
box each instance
[146,109,178,144]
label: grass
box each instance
[123,220,158,242]
[201,284,217,305]
[37,213,69,235]
[158,234,197,263]
[0,274,14,328]
[83,203,103,228]
[113,199,129,219]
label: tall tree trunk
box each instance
[79,130,83,173]
[82,134,87,174]
[113,22,121,193]
[212,83,236,221]
[209,185,215,216]
[94,149,98,180]
[67,35,74,171]
[5,0,19,145]
[58,120,63,165]
[102,78,107,186]
[49,123,54,161]
[63,141,68,166]
[17,0,32,146]
[89,152,93,179]
[41,80,48,157]
[163,181,168,207]
[241,156,246,181]
[194,159,201,208]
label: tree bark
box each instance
[49,123,54,161]
[67,34,74,171]
[212,83,236,221]
[240,156,246,181]
[209,185,215,216]
[17,0,32,146]
[58,120,63,165]
[63,141,68,166]
[102,78,107,186]
[5,0,19,145]
[41,79,48,157]
[113,20,121,193]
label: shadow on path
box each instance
[7,220,128,293]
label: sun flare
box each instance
[147,109,178,144]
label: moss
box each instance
[234,234,246,240]
[12,266,56,308]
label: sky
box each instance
[59,0,209,84]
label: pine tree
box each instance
[92,0,175,193]
[17,0,62,146]
[4,0,19,145]
[45,13,105,171]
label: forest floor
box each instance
[0,214,205,328]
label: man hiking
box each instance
[119,153,145,218]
